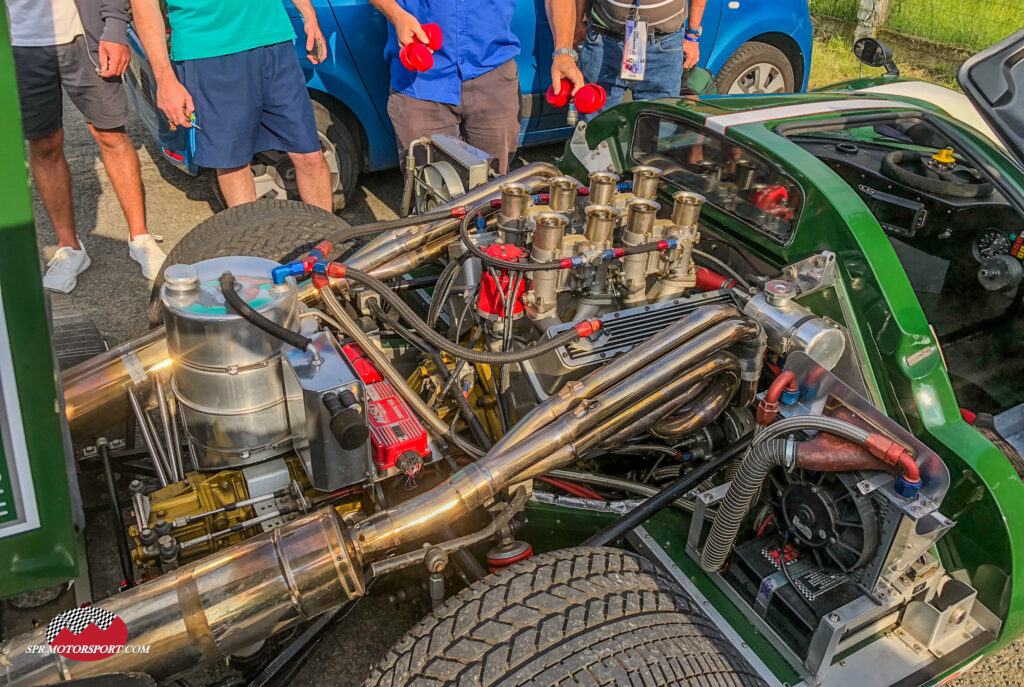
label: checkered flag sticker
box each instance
[46,607,119,644]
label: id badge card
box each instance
[621,15,648,81]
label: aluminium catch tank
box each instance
[160,256,299,470]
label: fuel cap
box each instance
[764,279,797,306]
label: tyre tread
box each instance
[366,547,767,687]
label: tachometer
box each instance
[973,229,1010,261]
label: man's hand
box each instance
[551,54,584,96]
[156,76,195,129]
[303,15,329,64]
[683,38,700,69]
[392,8,430,47]
[97,40,130,77]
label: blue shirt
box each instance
[385,0,521,106]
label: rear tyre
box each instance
[715,42,795,95]
[147,199,350,326]
[366,547,766,687]
[210,100,360,213]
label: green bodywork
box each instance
[558,90,1024,682]
[0,17,80,597]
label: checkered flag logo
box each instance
[46,607,119,644]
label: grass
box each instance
[808,34,960,90]
[810,0,1022,52]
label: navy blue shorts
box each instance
[174,41,321,169]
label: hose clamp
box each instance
[783,435,798,470]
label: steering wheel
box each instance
[881,148,994,199]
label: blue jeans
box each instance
[578,26,684,121]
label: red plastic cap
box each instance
[325,262,346,278]
[574,84,607,114]
[400,43,434,71]
[421,23,443,51]
[573,319,603,338]
[545,78,573,108]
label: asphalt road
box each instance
[27,98,1022,687]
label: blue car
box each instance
[125,0,812,211]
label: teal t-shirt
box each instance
[167,0,296,61]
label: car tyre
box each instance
[146,199,350,326]
[715,42,795,95]
[208,100,360,214]
[365,547,767,687]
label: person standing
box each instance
[370,0,583,175]
[130,0,333,211]
[8,0,167,293]
[579,0,707,120]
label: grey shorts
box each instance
[13,34,130,140]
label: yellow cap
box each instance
[932,147,956,164]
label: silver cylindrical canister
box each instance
[548,176,579,213]
[671,191,705,228]
[161,256,299,470]
[742,280,846,369]
[588,171,620,206]
[497,182,532,246]
[620,199,661,306]
[584,204,621,248]
[632,166,662,200]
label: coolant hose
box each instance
[323,263,601,364]
[220,272,311,351]
[699,415,874,573]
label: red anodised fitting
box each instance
[311,273,330,290]
[695,267,738,291]
[573,319,603,338]
[325,262,346,279]
[757,370,798,426]
[451,205,468,218]
[864,434,921,484]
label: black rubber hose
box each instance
[582,436,752,547]
[368,302,492,450]
[340,266,586,364]
[220,272,311,351]
[99,440,135,589]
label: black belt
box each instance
[590,22,668,42]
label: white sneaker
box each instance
[43,246,91,293]
[129,234,167,280]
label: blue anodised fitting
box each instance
[617,181,632,192]
[312,260,329,275]
[894,474,922,498]
[475,215,486,232]
[271,261,306,285]
[780,386,800,405]
[666,238,678,250]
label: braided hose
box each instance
[699,416,874,573]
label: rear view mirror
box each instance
[854,37,900,76]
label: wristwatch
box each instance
[685,25,702,37]
[553,47,579,63]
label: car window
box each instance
[630,113,801,241]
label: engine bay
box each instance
[3,158,1003,687]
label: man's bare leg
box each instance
[217,165,258,207]
[27,128,79,249]
[290,150,332,212]
[88,124,148,238]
